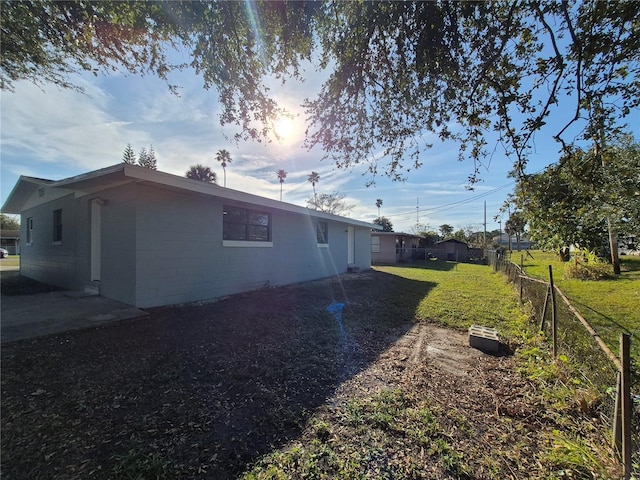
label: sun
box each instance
[274,116,294,143]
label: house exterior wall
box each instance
[352,225,372,269]
[129,185,370,308]
[371,234,398,264]
[13,178,373,309]
[436,242,469,262]
[20,193,80,289]
[97,185,138,305]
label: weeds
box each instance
[111,450,172,480]
[565,249,614,281]
[244,389,471,479]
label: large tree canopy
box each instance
[2,1,638,184]
[513,136,640,256]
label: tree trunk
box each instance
[608,219,621,274]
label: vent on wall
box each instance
[38,187,45,197]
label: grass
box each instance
[518,250,640,362]
[244,390,470,479]
[242,262,620,479]
[376,261,530,339]
[0,255,20,268]
[1,262,624,479]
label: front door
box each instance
[347,226,355,265]
[90,199,101,281]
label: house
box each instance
[371,232,422,264]
[2,164,379,308]
[492,233,535,251]
[432,238,469,262]
[0,229,20,255]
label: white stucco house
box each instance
[2,164,379,308]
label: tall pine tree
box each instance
[139,144,157,170]
[122,143,137,164]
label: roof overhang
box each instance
[1,176,54,213]
[3,164,379,229]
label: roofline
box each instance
[372,231,421,237]
[11,163,379,229]
[1,176,55,213]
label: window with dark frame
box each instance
[26,217,33,244]
[52,209,63,242]
[223,205,270,241]
[317,221,328,244]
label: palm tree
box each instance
[186,164,217,184]
[308,171,320,204]
[277,169,287,201]
[216,149,232,187]
[376,198,383,217]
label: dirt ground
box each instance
[0,271,599,479]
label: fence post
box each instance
[613,371,622,455]
[540,284,550,333]
[520,255,524,302]
[621,333,632,479]
[548,265,557,358]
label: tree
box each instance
[307,192,353,216]
[439,224,454,239]
[308,171,320,204]
[375,199,383,218]
[216,149,232,187]
[418,230,439,248]
[122,143,137,164]
[0,213,20,230]
[373,216,393,232]
[138,144,157,170]
[452,229,469,243]
[186,164,217,184]
[3,2,638,185]
[504,212,527,252]
[138,147,148,167]
[276,169,287,201]
[514,136,640,261]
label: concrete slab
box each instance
[1,289,148,343]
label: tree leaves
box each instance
[2,1,638,184]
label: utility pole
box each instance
[483,201,487,248]
[416,197,419,232]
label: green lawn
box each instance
[517,250,640,361]
[0,255,20,268]
[375,261,531,341]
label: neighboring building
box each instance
[2,164,379,308]
[371,232,422,264]
[432,238,470,262]
[492,233,535,251]
[0,229,20,255]
[619,234,638,255]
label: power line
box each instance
[387,163,556,223]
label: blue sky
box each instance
[2,53,636,233]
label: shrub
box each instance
[564,249,613,280]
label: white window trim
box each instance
[317,243,329,248]
[223,240,273,248]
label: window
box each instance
[52,209,63,243]
[317,221,328,244]
[26,217,33,244]
[371,235,380,253]
[223,206,270,242]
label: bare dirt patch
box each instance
[0,270,600,479]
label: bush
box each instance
[564,249,613,280]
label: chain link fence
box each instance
[487,250,638,477]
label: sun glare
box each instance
[274,116,294,143]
